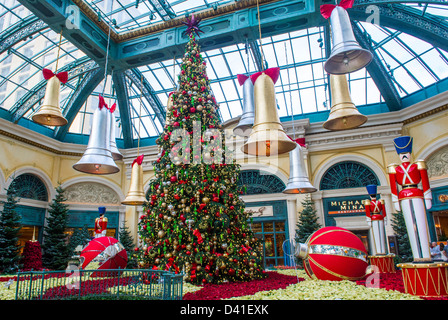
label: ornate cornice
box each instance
[72,0,283,42]
[403,103,448,125]
[0,129,82,157]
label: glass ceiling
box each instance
[0,0,447,144]
[86,0,234,32]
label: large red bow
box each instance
[250,67,280,85]
[98,94,117,113]
[320,0,354,19]
[42,68,68,84]
[237,74,250,86]
[132,154,144,166]
[288,136,306,147]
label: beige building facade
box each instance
[1,89,448,265]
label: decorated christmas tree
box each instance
[135,15,265,284]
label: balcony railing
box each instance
[15,268,183,300]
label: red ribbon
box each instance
[250,67,280,85]
[193,229,203,244]
[287,136,306,147]
[237,74,249,86]
[99,95,107,110]
[132,154,144,166]
[320,0,354,19]
[42,68,68,84]
[98,94,117,113]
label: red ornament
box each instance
[170,176,177,183]
[296,226,368,281]
[80,236,128,271]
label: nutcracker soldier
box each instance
[387,136,432,262]
[94,206,108,238]
[364,184,388,255]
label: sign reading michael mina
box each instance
[324,195,367,216]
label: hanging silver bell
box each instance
[233,74,254,137]
[283,142,317,194]
[109,107,123,161]
[73,100,120,175]
[324,6,373,74]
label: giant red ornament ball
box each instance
[80,236,128,271]
[296,226,368,281]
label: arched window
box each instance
[238,170,286,194]
[319,161,379,190]
[10,173,48,201]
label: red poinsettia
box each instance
[183,272,301,300]
[21,241,43,271]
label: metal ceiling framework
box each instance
[2,0,447,147]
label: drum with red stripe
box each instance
[368,254,396,273]
[398,262,448,298]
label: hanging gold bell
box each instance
[242,68,296,156]
[122,155,146,205]
[73,98,120,174]
[323,74,367,131]
[233,74,254,137]
[324,5,372,74]
[109,106,123,161]
[32,75,68,126]
[283,142,317,194]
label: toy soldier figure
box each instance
[94,206,108,238]
[387,136,432,262]
[364,184,388,255]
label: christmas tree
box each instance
[390,210,412,263]
[118,221,137,269]
[42,186,71,270]
[295,194,321,245]
[0,178,22,274]
[135,15,265,284]
[68,225,91,255]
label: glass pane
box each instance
[264,234,275,257]
[251,222,262,234]
[263,222,273,233]
[276,233,286,257]
[274,222,285,232]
